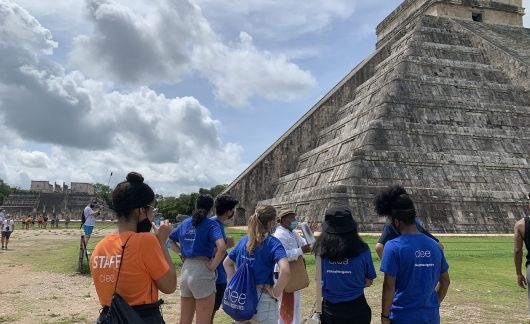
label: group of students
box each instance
[90,172,450,324]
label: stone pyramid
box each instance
[225,0,530,233]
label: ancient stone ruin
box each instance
[224,0,530,233]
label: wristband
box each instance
[381,313,390,319]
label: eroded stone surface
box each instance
[225,5,530,233]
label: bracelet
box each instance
[381,313,390,319]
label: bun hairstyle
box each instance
[112,172,155,219]
[192,194,214,226]
[246,205,277,253]
[373,184,416,225]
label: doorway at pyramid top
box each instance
[376,0,525,49]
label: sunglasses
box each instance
[147,204,159,213]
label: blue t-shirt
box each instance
[228,235,287,286]
[380,234,449,323]
[377,218,439,245]
[169,217,223,258]
[322,247,377,303]
[210,216,228,284]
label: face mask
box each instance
[289,220,299,231]
[137,217,152,233]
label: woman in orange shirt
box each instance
[91,172,176,323]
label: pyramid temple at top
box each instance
[224,0,530,233]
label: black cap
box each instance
[323,207,356,234]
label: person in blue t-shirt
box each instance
[374,185,442,259]
[210,194,239,323]
[378,187,451,324]
[313,206,376,324]
[169,194,226,324]
[224,205,290,324]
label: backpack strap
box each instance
[113,234,133,294]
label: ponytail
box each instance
[192,194,214,227]
[246,205,276,253]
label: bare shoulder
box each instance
[514,218,525,234]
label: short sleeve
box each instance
[380,242,398,276]
[440,250,449,273]
[209,221,224,243]
[169,225,180,242]
[364,249,377,280]
[229,239,245,261]
[141,235,170,281]
[377,224,398,244]
[269,237,287,263]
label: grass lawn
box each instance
[2,225,528,323]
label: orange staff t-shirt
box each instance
[90,232,170,306]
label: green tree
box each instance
[93,183,112,207]
[0,179,11,205]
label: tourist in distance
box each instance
[0,208,5,227]
[513,192,530,314]
[83,202,100,247]
[313,206,376,324]
[168,194,227,324]
[1,214,15,250]
[90,172,176,323]
[378,187,450,324]
[209,194,239,324]
[272,209,311,324]
[224,205,291,324]
[374,185,442,258]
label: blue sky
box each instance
[0,0,529,195]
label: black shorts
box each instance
[321,294,371,324]
[1,231,12,239]
[214,283,227,311]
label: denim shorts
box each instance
[236,290,278,324]
[83,225,94,236]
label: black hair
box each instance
[112,172,155,219]
[313,219,368,261]
[215,194,239,216]
[373,184,416,225]
[192,194,214,226]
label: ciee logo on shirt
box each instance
[415,250,431,258]
[224,288,247,305]
[329,258,349,265]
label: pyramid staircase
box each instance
[259,15,530,232]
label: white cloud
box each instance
[0,0,246,194]
[70,0,316,107]
[194,0,357,40]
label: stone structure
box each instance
[3,181,102,219]
[223,0,530,233]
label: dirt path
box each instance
[0,228,182,324]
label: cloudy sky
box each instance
[1,0,529,195]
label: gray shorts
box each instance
[180,259,216,299]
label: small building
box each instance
[70,182,95,195]
[30,181,53,193]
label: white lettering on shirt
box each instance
[92,255,121,269]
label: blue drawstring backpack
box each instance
[223,260,261,321]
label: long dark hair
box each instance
[192,194,214,226]
[314,221,368,261]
